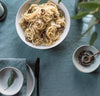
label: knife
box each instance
[35,58,40,96]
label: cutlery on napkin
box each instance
[35,58,40,96]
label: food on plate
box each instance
[20,1,66,46]
[78,50,95,66]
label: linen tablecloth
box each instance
[0,0,100,96]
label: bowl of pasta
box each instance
[16,0,70,49]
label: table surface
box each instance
[0,0,100,96]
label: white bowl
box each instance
[0,67,24,95]
[73,45,100,73]
[16,0,70,49]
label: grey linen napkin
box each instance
[0,58,26,96]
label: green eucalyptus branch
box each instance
[71,0,100,45]
[58,0,99,45]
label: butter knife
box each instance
[35,58,40,96]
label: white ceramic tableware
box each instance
[73,45,100,73]
[26,64,35,96]
[0,67,24,95]
[16,0,70,49]
[0,3,4,17]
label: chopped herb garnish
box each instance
[28,9,33,13]
[59,12,62,17]
[31,10,33,13]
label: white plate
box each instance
[0,67,24,96]
[16,0,70,49]
[26,64,35,96]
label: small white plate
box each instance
[26,64,35,96]
[73,45,100,73]
[0,67,24,95]
[0,65,35,96]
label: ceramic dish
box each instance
[0,67,24,95]
[0,66,35,96]
[16,0,70,49]
[26,64,35,96]
[73,45,100,73]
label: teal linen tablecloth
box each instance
[0,0,100,96]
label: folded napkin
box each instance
[0,58,26,96]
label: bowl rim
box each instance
[72,45,100,73]
[0,67,24,95]
[15,0,70,49]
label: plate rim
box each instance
[26,64,35,96]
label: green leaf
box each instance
[8,70,15,88]
[78,24,94,41]
[89,31,98,45]
[58,0,61,3]
[79,1,100,10]
[38,0,48,4]
[71,11,89,19]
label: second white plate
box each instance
[26,64,35,96]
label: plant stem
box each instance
[90,8,99,14]
[4,87,9,90]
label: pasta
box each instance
[20,1,66,46]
